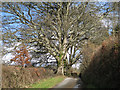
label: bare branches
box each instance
[2,2,111,71]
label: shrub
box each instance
[80,36,120,88]
[10,43,31,67]
[2,65,56,88]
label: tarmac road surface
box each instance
[51,77,83,89]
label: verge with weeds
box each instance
[29,76,65,88]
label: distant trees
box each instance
[103,2,119,36]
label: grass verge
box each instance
[29,76,65,88]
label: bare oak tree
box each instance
[2,2,111,75]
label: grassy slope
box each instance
[29,76,65,88]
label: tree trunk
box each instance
[66,66,72,75]
[57,65,64,75]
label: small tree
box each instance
[10,43,31,67]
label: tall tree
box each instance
[2,2,111,75]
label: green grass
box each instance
[29,76,65,88]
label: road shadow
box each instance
[74,77,84,88]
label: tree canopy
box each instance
[2,2,115,74]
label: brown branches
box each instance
[10,44,31,67]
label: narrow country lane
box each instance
[51,77,83,89]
